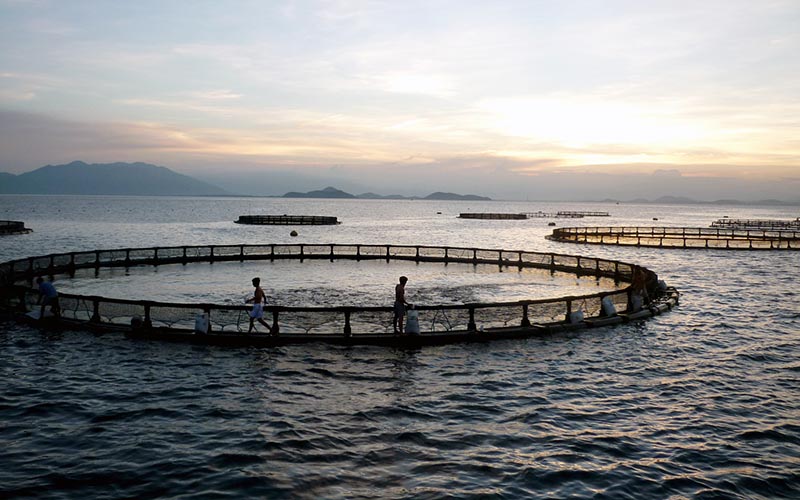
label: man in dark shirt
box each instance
[393,276,409,334]
[36,276,60,319]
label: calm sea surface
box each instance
[1,195,798,499]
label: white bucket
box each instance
[405,309,420,334]
[194,313,209,334]
[601,297,617,317]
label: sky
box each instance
[1,0,799,200]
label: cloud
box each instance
[189,90,243,100]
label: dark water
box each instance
[1,196,798,499]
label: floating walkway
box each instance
[459,213,528,220]
[710,218,800,231]
[0,243,678,346]
[526,211,610,218]
[459,211,610,220]
[548,226,800,250]
[235,215,340,225]
[0,220,32,235]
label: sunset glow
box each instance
[1,0,798,199]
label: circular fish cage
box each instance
[710,218,800,231]
[0,220,32,235]
[235,215,340,225]
[458,213,528,220]
[548,226,800,250]
[0,243,679,346]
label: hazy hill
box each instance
[0,161,229,196]
[283,186,356,198]
[285,187,492,200]
[424,191,491,201]
[600,196,800,206]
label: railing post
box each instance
[125,249,131,267]
[271,310,280,335]
[144,304,153,328]
[356,245,361,261]
[91,299,101,323]
[565,299,572,322]
[386,246,390,262]
[521,304,531,327]
[330,244,335,262]
[240,245,244,262]
[468,307,477,331]
[344,310,352,337]
[210,246,215,263]
[415,246,420,262]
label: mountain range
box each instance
[283,186,491,200]
[0,162,492,199]
[599,196,800,206]
[0,162,796,205]
[0,161,228,196]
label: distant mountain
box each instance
[284,186,492,200]
[424,191,491,201]
[283,186,356,198]
[0,161,229,196]
[602,196,800,206]
[356,192,409,200]
[652,195,697,204]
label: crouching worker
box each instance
[246,277,272,334]
[36,276,60,319]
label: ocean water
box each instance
[0,195,798,499]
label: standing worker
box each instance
[393,276,409,334]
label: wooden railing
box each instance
[548,226,800,249]
[1,243,658,337]
[235,215,340,225]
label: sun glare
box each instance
[480,98,705,149]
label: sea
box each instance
[0,195,798,499]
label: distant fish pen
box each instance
[0,220,32,235]
[525,211,610,219]
[459,213,528,220]
[548,226,800,250]
[235,215,340,225]
[0,243,678,346]
[710,218,800,231]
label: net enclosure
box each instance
[0,243,679,345]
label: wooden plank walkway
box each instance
[235,215,340,225]
[548,226,800,250]
[459,213,528,220]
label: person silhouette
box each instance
[393,276,409,334]
[246,277,272,334]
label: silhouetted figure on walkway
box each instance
[37,276,60,319]
[393,276,409,334]
[246,277,272,334]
